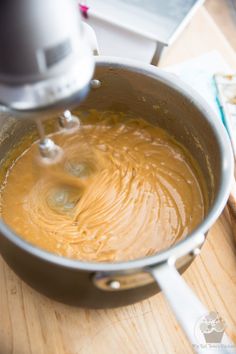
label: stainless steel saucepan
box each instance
[0,57,234,350]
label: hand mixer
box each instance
[0,0,95,161]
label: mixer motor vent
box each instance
[44,39,72,68]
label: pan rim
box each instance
[0,56,233,272]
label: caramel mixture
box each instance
[0,111,206,262]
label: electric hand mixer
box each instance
[0,0,95,161]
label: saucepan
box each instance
[0,57,234,349]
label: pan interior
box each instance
[0,64,222,266]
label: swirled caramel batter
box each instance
[0,111,207,262]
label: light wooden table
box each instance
[206,0,236,52]
[0,7,236,354]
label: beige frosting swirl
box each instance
[0,111,206,262]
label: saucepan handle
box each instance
[150,261,234,353]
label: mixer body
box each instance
[0,0,94,115]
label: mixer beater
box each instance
[37,110,81,163]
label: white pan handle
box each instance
[150,262,235,354]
